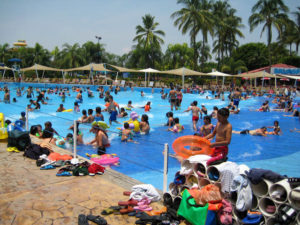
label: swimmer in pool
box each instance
[56,104,66,112]
[140,114,150,134]
[232,127,267,136]
[267,121,282,135]
[184,101,202,131]
[121,122,135,142]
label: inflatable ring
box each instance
[172,135,213,159]
[63,109,73,112]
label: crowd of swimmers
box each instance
[0,83,299,161]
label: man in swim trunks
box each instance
[105,96,120,125]
[232,127,267,136]
[204,108,232,166]
[184,101,202,131]
[168,86,177,111]
[232,88,241,107]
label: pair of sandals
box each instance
[78,214,107,225]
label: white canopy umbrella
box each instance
[0,66,13,80]
[207,71,232,87]
[139,68,160,86]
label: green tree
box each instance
[171,0,213,70]
[133,14,165,48]
[292,7,300,54]
[0,43,10,64]
[212,1,244,68]
[60,43,84,68]
[133,14,165,68]
[232,43,269,70]
[248,0,290,65]
[163,43,193,69]
[221,58,247,74]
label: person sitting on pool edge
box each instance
[204,108,232,166]
[232,127,267,136]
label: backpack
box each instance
[7,130,31,151]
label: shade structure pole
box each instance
[116,72,118,82]
[12,69,16,82]
[255,78,257,88]
[145,72,147,86]
[42,70,45,79]
[62,71,65,84]
[222,76,225,88]
[35,64,39,83]
[182,67,185,89]
[163,143,169,193]
[2,69,6,80]
[275,75,277,91]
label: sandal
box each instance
[101,206,121,215]
[78,214,89,225]
[86,215,107,225]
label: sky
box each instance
[0,0,299,57]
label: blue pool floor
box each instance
[0,82,299,190]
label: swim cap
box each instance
[130,111,139,120]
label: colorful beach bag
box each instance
[177,189,209,225]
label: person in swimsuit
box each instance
[82,109,94,123]
[94,107,104,121]
[121,122,135,142]
[197,116,214,138]
[140,114,150,134]
[204,108,232,166]
[168,117,183,133]
[176,87,183,108]
[4,89,10,104]
[168,86,177,111]
[267,121,282,135]
[88,122,110,155]
[165,112,175,127]
[118,108,128,118]
[184,101,202,131]
[105,96,120,125]
[232,88,241,107]
[56,104,66,112]
[232,127,267,136]
[201,104,208,115]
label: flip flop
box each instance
[78,214,89,225]
[86,215,107,225]
[101,206,121,215]
[40,165,55,170]
[56,171,72,176]
[118,199,138,206]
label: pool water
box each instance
[1,82,300,190]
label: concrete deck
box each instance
[0,137,163,225]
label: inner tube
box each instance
[172,135,213,159]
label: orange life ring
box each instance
[172,135,213,159]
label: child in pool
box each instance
[142,101,151,112]
[78,109,88,123]
[118,108,128,118]
[127,100,134,109]
[74,102,80,113]
[82,109,94,123]
[56,104,66,112]
[121,122,135,142]
[165,112,175,127]
[168,117,183,133]
[267,121,282,135]
[197,116,214,138]
[94,107,104,121]
[140,114,150,134]
[204,108,232,166]
[19,112,26,127]
[141,91,144,97]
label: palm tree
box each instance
[133,14,165,68]
[171,0,213,70]
[164,43,193,69]
[133,14,165,48]
[292,7,300,54]
[248,0,289,65]
[221,58,247,74]
[212,1,244,68]
[60,43,84,68]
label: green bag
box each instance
[177,189,209,225]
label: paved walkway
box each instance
[0,137,163,225]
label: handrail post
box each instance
[25,107,29,131]
[73,120,77,159]
[163,143,169,193]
